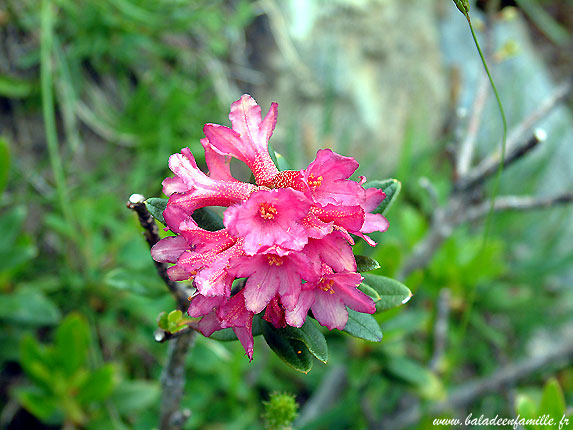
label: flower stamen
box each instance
[259,203,278,220]
[266,255,284,266]
[308,174,323,189]
[318,278,335,294]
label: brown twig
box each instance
[159,331,196,430]
[399,77,573,280]
[456,129,547,191]
[126,194,189,308]
[502,79,572,152]
[456,71,490,176]
[126,193,195,430]
[462,192,573,224]
[428,288,451,373]
[154,325,196,343]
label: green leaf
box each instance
[77,364,116,404]
[364,179,401,216]
[14,386,60,423]
[275,319,328,363]
[515,394,538,427]
[166,310,186,332]
[268,143,291,171]
[0,137,9,195]
[109,380,160,414]
[167,310,182,324]
[54,313,90,377]
[0,290,61,326]
[157,312,169,331]
[268,143,280,170]
[261,320,313,373]
[355,255,380,272]
[192,207,224,231]
[0,206,27,249]
[385,356,445,399]
[360,273,412,312]
[343,309,382,342]
[145,198,167,225]
[145,197,224,232]
[540,378,566,427]
[0,74,35,98]
[210,315,263,341]
[19,335,54,388]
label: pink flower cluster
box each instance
[151,95,389,359]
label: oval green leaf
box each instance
[360,273,412,312]
[145,198,167,225]
[540,378,566,424]
[274,319,328,363]
[355,255,381,272]
[261,320,313,373]
[192,207,224,231]
[343,309,382,342]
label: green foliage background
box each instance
[0,0,572,429]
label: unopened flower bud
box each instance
[453,0,470,16]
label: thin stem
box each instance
[460,15,508,335]
[41,0,75,234]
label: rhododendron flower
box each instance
[151,94,389,360]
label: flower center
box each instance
[259,203,278,220]
[318,278,335,294]
[266,255,284,266]
[308,174,323,189]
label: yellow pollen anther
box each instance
[319,278,335,294]
[267,255,284,266]
[259,203,278,220]
[308,174,323,189]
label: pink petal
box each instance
[163,203,196,235]
[259,102,278,145]
[285,290,315,328]
[166,147,256,216]
[151,236,189,263]
[167,264,192,281]
[302,149,364,206]
[233,325,254,361]
[315,204,365,233]
[203,124,245,163]
[301,211,333,239]
[217,289,253,328]
[242,264,280,313]
[361,213,389,234]
[201,138,238,182]
[362,187,386,212]
[263,296,286,328]
[311,293,348,330]
[354,231,377,247]
[188,294,225,317]
[304,232,356,272]
[162,176,188,196]
[192,311,222,336]
[224,189,311,255]
[207,95,280,186]
[228,95,264,151]
[194,243,242,297]
[330,273,375,314]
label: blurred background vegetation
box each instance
[0,0,572,429]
